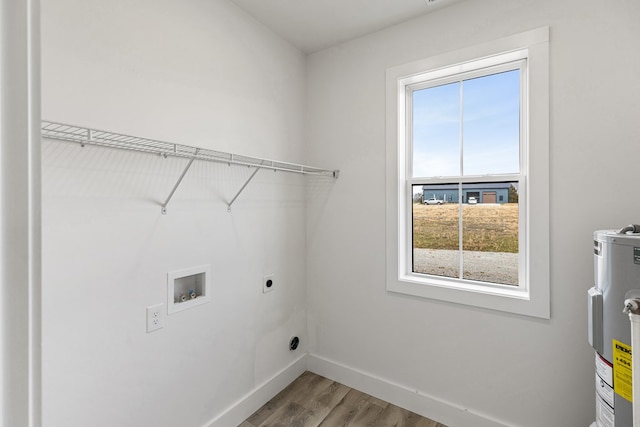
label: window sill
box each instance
[387,262,549,318]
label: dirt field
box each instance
[413,248,519,286]
[412,202,519,285]
[412,202,519,253]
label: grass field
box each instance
[412,203,519,253]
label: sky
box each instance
[412,69,520,178]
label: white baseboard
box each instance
[202,353,511,427]
[203,354,307,427]
[307,353,511,427]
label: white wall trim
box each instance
[203,354,307,427]
[200,351,518,426]
[307,353,513,427]
[1,0,42,426]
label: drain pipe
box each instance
[623,298,640,426]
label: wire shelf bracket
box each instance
[41,121,339,213]
[227,166,261,213]
[161,150,199,215]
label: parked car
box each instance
[468,196,478,204]
[424,196,444,205]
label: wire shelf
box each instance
[41,121,339,178]
[41,120,339,213]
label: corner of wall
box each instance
[203,354,308,427]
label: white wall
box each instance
[306,1,640,426]
[41,1,309,426]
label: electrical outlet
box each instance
[146,304,164,333]
[263,274,275,293]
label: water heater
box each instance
[589,227,640,427]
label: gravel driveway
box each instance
[413,248,518,285]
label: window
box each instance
[410,63,522,286]
[385,28,550,318]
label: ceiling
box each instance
[230,0,464,53]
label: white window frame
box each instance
[407,59,526,288]
[385,27,550,318]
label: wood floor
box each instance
[240,371,448,427]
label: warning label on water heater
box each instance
[613,339,633,402]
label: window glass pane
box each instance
[461,182,519,285]
[462,70,520,176]
[412,184,459,278]
[412,82,460,178]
